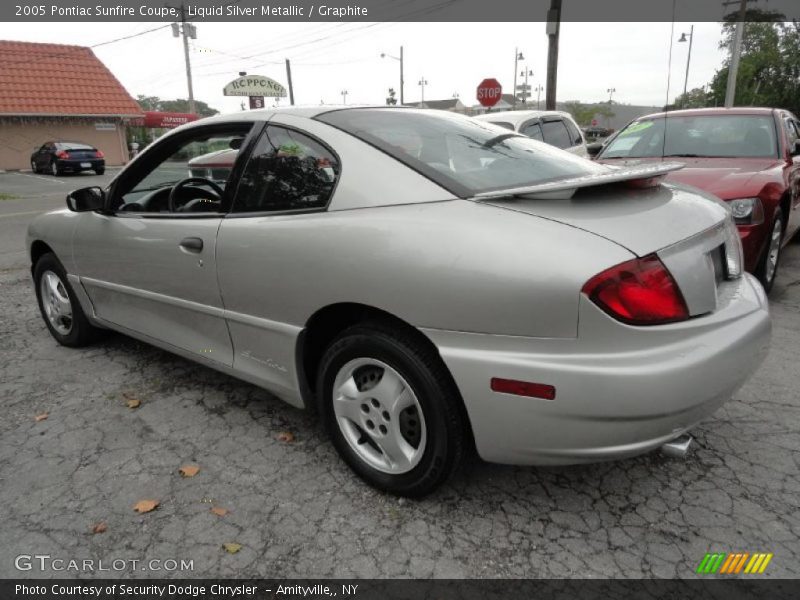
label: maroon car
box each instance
[593,107,800,292]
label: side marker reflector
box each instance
[491,378,556,400]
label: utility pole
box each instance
[380,46,404,105]
[724,0,751,107]
[545,0,562,111]
[513,49,523,107]
[418,77,428,104]
[680,25,695,103]
[170,3,196,114]
[399,46,404,105]
[285,59,295,105]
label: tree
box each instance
[128,95,221,145]
[386,88,397,106]
[562,101,615,128]
[135,95,219,117]
[706,11,799,114]
[664,87,712,111]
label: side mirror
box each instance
[792,139,800,157]
[586,142,603,158]
[66,186,105,212]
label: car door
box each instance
[783,116,800,237]
[35,143,52,170]
[540,118,576,154]
[563,117,588,157]
[71,122,257,365]
[216,122,341,406]
[519,119,544,142]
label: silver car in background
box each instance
[27,107,770,496]
[474,109,589,157]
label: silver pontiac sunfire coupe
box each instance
[27,107,771,496]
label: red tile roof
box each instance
[0,40,142,117]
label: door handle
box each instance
[179,237,203,252]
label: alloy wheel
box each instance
[765,217,782,284]
[40,270,73,335]
[332,357,426,474]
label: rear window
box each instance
[58,142,94,150]
[601,114,779,158]
[316,109,603,196]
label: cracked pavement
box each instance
[0,173,799,579]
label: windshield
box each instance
[317,109,604,195]
[601,114,779,159]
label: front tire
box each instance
[317,323,466,497]
[755,209,783,293]
[30,160,38,174]
[34,253,102,347]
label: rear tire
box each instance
[34,253,103,347]
[95,167,105,175]
[49,160,61,177]
[755,209,783,294]
[317,323,465,497]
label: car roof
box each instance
[634,107,777,121]
[473,110,573,125]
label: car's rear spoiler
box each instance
[471,162,685,200]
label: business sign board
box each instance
[131,112,199,128]
[223,75,287,98]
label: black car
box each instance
[30,142,105,176]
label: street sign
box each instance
[476,78,502,108]
[249,96,265,109]
[591,118,598,126]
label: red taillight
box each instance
[490,378,556,400]
[94,150,104,158]
[55,150,69,159]
[582,254,689,325]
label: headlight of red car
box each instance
[729,197,764,226]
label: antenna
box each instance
[662,0,677,158]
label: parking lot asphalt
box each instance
[1,170,799,579]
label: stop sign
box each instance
[476,78,502,108]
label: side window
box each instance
[541,119,572,149]
[233,126,339,213]
[564,119,583,146]
[521,121,543,141]
[113,127,250,213]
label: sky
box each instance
[3,21,729,113]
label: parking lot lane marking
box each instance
[13,172,69,185]
[0,210,46,219]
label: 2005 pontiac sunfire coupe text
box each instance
[27,107,771,496]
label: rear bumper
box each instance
[56,159,104,171]
[423,273,771,465]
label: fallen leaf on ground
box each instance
[276,431,295,443]
[124,395,141,409]
[91,522,107,534]
[210,506,228,517]
[133,499,159,513]
[179,464,200,478]
[34,413,48,422]
[222,543,242,554]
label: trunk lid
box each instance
[478,178,738,318]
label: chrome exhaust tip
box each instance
[661,434,693,459]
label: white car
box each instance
[474,110,588,157]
